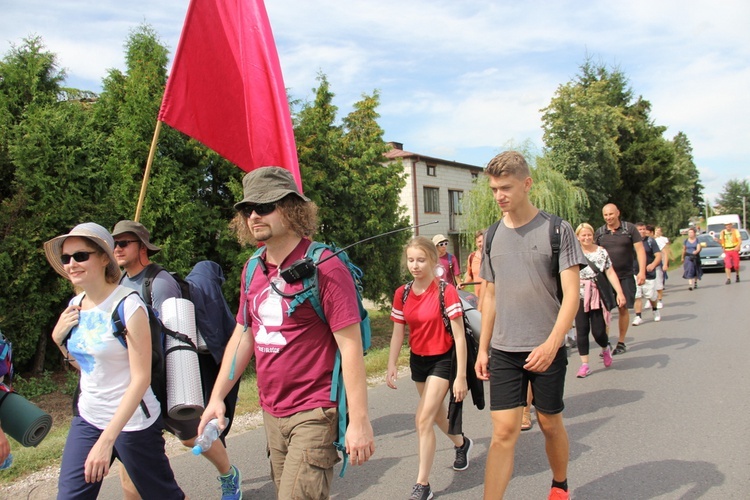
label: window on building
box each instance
[449,190,464,215]
[424,187,440,213]
[426,164,436,176]
[471,171,479,181]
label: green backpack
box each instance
[242,242,371,477]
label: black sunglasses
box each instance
[61,251,97,265]
[241,202,277,217]
[113,239,140,249]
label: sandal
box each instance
[521,410,532,431]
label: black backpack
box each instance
[483,211,564,301]
[66,289,196,420]
[142,262,235,363]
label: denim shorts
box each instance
[489,347,567,415]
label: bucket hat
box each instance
[234,166,310,210]
[111,220,161,255]
[44,223,121,280]
[432,234,449,245]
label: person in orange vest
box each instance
[715,222,742,284]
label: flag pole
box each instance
[134,120,164,222]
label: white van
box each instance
[706,214,742,237]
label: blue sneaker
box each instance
[218,464,242,500]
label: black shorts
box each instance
[410,350,453,382]
[619,275,636,309]
[164,352,241,442]
[489,347,567,415]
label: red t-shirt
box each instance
[390,280,463,356]
[236,239,361,417]
[437,253,460,284]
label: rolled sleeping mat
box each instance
[161,298,204,420]
[0,391,53,447]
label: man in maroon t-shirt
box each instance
[199,167,375,498]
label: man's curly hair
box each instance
[231,194,318,246]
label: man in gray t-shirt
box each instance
[475,152,585,500]
[111,220,241,499]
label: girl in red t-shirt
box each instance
[387,236,471,499]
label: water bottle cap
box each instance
[192,445,202,456]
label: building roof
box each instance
[384,142,483,171]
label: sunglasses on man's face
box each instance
[437,241,449,247]
[60,251,97,265]
[113,239,139,249]
[241,202,277,218]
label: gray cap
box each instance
[111,220,161,255]
[44,222,121,280]
[234,166,309,210]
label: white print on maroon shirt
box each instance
[253,278,288,353]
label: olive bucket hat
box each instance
[234,166,310,211]
[111,220,161,256]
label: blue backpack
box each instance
[0,330,13,392]
[242,242,371,477]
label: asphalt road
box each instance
[28,265,750,499]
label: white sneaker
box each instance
[632,316,643,326]
[657,300,664,309]
[654,311,661,322]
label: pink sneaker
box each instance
[576,364,591,378]
[602,345,613,368]
[549,486,570,500]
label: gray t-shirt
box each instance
[479,211,586,352]
[120,266,181,316]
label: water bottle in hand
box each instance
[0,454,12,470]
[192,418,228,455]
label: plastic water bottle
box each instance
[0,454,12,470]
[192,418,228,455]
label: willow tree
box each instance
[461,142,588,245]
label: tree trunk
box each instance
[32,330,48,375]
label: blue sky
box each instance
[2,0,748,206]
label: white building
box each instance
[384,142,483,271]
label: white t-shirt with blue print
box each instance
[68,286,159,431]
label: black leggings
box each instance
[575,299,609,356]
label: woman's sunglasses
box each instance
[60,251,97,265]
[241,202,277,217]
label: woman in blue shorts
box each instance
[45,223,183,500]
[387,236,470,500]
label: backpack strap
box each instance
[437,280,452,336]
[446,253,457,286]
[141,263,165,309]
[483,220,502,281]
[547,212,563,302]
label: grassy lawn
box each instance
[2,308,405,484]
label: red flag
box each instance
[159,0,301,188]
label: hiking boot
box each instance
[613,343,627,355]
[576,364,591,378]
[409,483,434,500]
[548,486,570,500]
[453,435,473,471]
[654,310,661,322]
[657,300,664,309]
[602,345,613,367]
[218,465,242,500]
[632,316,643,326]
[726,279,731,285]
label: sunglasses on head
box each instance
[437,241,449,247]
[113,239,139,249]
[60,251,97,265]
[241,202,277,217]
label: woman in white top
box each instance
[44,223,183,500]
[574,223,626,379]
